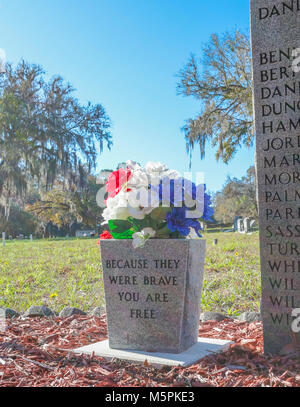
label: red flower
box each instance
[97,230,113,245]
[106,168,132,200]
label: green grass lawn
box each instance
[203,231,261,316]
[0,232,261,316]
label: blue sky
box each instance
[0,0,252,192]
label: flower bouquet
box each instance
[100,160,213,246]
[99,161,213,353]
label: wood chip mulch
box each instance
[0,315,300,387]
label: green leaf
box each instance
[130,217,151,231]
[108,219,133,239]
[155,224,172,238]
[112,229,134,239]
[108,219,132,233]
[150,207,171,222]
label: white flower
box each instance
[127,188,160,219]
[102,161,182,224]
[126,160,150,189]
[132,228,156,248]
[146,161,168,175]
[146,162,180,186]
[102,191,130,223]
[186,228,199,239]
[102,184,161,223]
[126,160,141,171]
[164,169,180,180]
[127,168,149,189]
[145,162,167,186]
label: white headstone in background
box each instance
[237,218,244,233]
[243,218,251,233]
[234,216,243,231]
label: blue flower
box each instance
[166,207,202,237]
[150,179,214,222]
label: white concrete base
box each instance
[72,337,233,367]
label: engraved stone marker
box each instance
[100,239,206,354]
[251,0,300,354]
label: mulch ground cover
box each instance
[0,315,300,387]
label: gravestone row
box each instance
[234,216,256,233]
